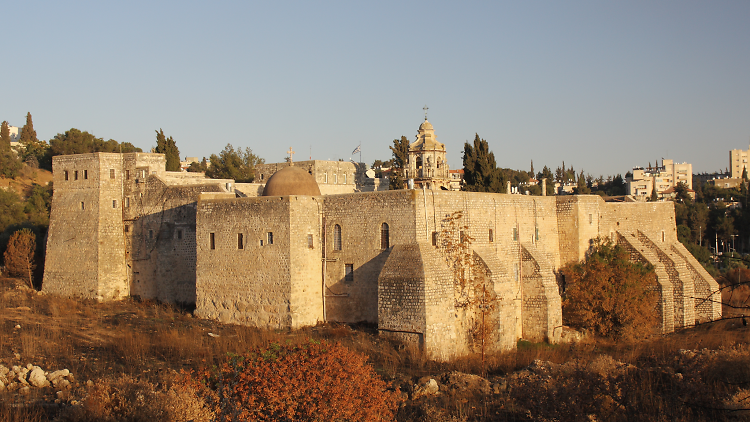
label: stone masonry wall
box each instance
[322,191,418,323]
[196,196,301,328]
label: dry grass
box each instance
[2,275,750,421]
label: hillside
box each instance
[0,276,749,421]
[0,166,52,199]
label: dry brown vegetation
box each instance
[1,275,750,421]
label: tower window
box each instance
[380,223,390,249]
[334,224,342,251]
[267,232,274,245]
[80,201,85,210]
[84,170,88,179]
[64,170,69,181]
[74,171,79,180]
[126,170,130,180]
[210,233,215,250]
[238,233,244,249]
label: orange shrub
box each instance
[203,340,400,422]
[561,238,659,340]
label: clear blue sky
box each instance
[4,1,749,177]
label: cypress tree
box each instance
[18,112,37,145]
[154,129,181,171]
[0,121,10,151]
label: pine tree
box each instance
[649,184,659,202]
[530,160,534,177]
[0,121,21,177]
[4,228,36,288]
[154,129,181,171]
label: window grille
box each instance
[381,223,389,249]
[334,225,342,251]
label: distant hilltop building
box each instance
[42,119,720,361]
[730,144,750,179]
[626,159,692,200]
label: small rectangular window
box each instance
[112,200,117,208]
[210,233,215,250]
[125,197,130,207]
[238,233,244,249]
[432,231,438,246]
[126,170,130,180]
[110,169,115,179]
[267,232,274,245]
[512,227,518,241]
[177,229,183,240]
[489,229,494,242]
[308,234,314,249]
[64,170,69,181]
[124,225,129,233]
[345,264,354,282]
[84,170,88,179]
[80,201,85,210]
[589,214,593,225]
[149,230,154,239]
[535,227,540,241]
[260,239,264,246]
[74,170,79,180]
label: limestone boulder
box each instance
[439,371,491,395]
[28,366,49,388]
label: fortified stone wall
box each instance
[43,153,128,300]
[322,191,418,323]
[195,195,324,328]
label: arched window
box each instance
[334,224,342,251]
[380,223,389,249]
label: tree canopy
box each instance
[0,121,21,178]
[154,129,180,171]
[561,238,659,340]
[49,128,142,157]
[462,134,502,192]
[206,144,264,183]
[388,136,409,189]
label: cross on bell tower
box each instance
[423,105,429,121]
[287,147,295,165]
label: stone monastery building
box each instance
[43,120,721,360]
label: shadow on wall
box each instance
[326,248,392,324]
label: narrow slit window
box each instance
[432,231,438,246]
[110,169,115,179]
[308,234,314,249]
[125,197,130,207]
[112,200,117,208]
[177,229,183,240]
[64,170,69,181]
[535,227,540,241]
[124,225,130,233]
[334,224,342,251]
[589,214,593,225]
[662,231,665,242]
[267,232,273,245]
[80,201,85,210]
[489,229,494,243]
[238,233,244,249]
[345,264,354,282]
[210,233,216,250]
[126,170,130,180]
[380,223,389,249]
[512,227,518,241]
[74,170,79,180]
[149,230,154,239]
[84,170,88,179]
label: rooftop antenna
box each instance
[423,105,429,121]
[287,146,295,166]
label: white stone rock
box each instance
[28,367,49,388]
